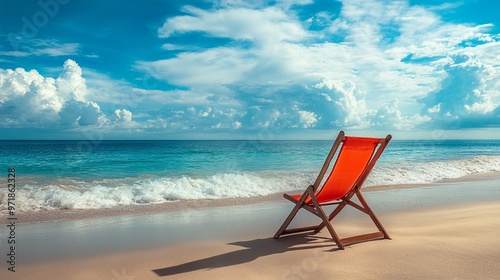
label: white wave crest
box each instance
[3,172,316,212]
[367,155,500,186]
[2,156,499,213]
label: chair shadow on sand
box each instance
[152,233,340,277]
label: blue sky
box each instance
[0,0,499,140]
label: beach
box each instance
[3,174,500,279]
[2,0,500,278]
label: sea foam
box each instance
[1,155,499,213]
[3,171,316,212]
[368,155,500,186]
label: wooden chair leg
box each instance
[355,190,390,239]
[274,189,310,239]
[314,191,390,246]
[314,200,348,233]
[309,192,344,249]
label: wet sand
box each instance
[2,175,500,279]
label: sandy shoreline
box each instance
[2,175,500,279]
[7,202,500,279]
[7,171,500,224]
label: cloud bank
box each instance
[139,0,500,133]
[0,60,133,131]
[0,0,499,139]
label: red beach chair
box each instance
[274,131,392,249]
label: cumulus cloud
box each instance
[2,0,500,138]
[311,80,366,127]
[111,109,133,123]
[418,55,499,128]
[139,4,311,88]
[0,68,61,126]
[0,59,130,130]
[141,0,499,134]
[59,99,102,126]
[56,59,88,101]
[297,111,317,128]
[369,100,405,129]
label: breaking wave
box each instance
[2,155,499,213]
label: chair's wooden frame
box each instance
[273,131,392,249]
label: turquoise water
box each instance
[1,139,500,212]
[1,140,328,178]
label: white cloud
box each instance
[56,59,88,101]
[140,0,500,133]
[111,109,133,123]
[297,110,317,128]
[0,39,79,57]
[146,1,420,113]
[0,50,30,57]
[158,6,308,44]
[0,68,61,126]
[233,121,242,129]
[313,80,367,127]
[369,100,403,129]
[59,99,103,126]
[418,54,499,128]
[137,48,256,86]
[213,0,312,10]
[0,60,131,130]
[2,0,499,138]
[140,3,318,89]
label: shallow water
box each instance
[1,139,500,212]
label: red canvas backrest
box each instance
[315,137,381,202]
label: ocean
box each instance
[1,138,500,213]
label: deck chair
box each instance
[274,131,392,249]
